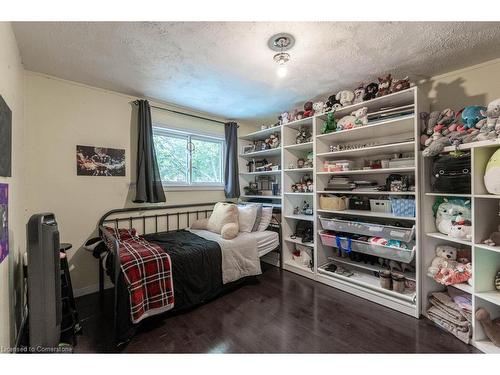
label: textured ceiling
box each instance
[12,22,500,122]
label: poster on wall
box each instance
[0,95,12,177]
[0,183,8,264]
[76,145,126,176]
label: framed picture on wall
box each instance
[0,95,12,177]
[0,183,8,264]
[76,145,126,176]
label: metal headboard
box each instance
[98,202,219,236]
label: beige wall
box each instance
[0,23,25,348]
[24,72,259,295]
[420,57,500,111]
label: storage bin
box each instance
[319,195,348,211]
[389,157,415,168]
[370,199,392,213]
[319,216,415,242]
[390,198,416,217]
[349,196,371,211]
[319,230,415,263]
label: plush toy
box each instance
[353,83,365,104]
[481,98,500,132]
[363,82,378,101]
[428,245,458,276]
[377,74,392,97]
[321,112,337,134]
[435,198,471,235]
[336,90,355,107]
[461,105,487,129]
[265,134,280,149]
[325,94,342,112]
[303,101,314,118]
[293,109,304,121]
[449,215,472,240]
[483,225,500,247]
[313,101,325,115]
[390,76,410,93]
[484,148,500,195]
[496,271,500,290]
[280,111,290,125]
[476,308,500,347]
[296,128,311,144]
[336,107,368,130]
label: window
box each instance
[153,126,225,187]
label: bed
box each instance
[97,202,281,344]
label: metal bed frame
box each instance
[97,202,282,342]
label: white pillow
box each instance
[237,205,259,233]
[258,207,273,232]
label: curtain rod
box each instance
[133,100,227,125]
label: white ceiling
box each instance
[12,22,500,122]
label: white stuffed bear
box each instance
[336,90,355,107]
[336,107,369,130]
[313,101,325,115]
[428,245,458,276]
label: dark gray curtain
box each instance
[224,121,240,198]
[133,100,166,203]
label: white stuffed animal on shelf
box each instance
[336,90,355,107]
[449,215,472,240]
[428,245,458,276]
[336,107,369,131]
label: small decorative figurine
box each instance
[303,101,314,118]
[363,82,379,101]
[377,74,392,97]
[302,201,313,215]
[293,206,300,215]
[296,127,312,144]
[297,158,305,169]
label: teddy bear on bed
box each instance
[190,202,239,239]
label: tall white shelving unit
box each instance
[314,87,424,318]
[422,140,500,354]
[238,125,283,266]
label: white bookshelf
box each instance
[421,141,500,353]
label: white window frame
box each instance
[153,125,225,190]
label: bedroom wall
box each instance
[420,57,500,111]
[0,22,26,348]
[24,72,259,295]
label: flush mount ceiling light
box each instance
[268,33,295,78]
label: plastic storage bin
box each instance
[319,216,415,242]
[390,198,416,217]
[370,199,392,213]
[319,230,415,263]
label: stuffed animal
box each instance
[363,82,378,101]
[336,90,355,107]
[336,107,368,130]
[461,105,487,129]
[390,76,410,93]
[353,83,365,104]
[428,245,458,276]
[476,308,500,347]
[293,109,304,121]
[481,98,500,132]
[295,128,311,144]
[280,111,290,125]
[325,94,342,112]
[265,134,280,149]
[377,74,392,97]
[435,198,471,235]
[484,148,500,195]
[483,225,500,247]
[313,101,325,115]
[449,215,472,240]
[321,112,337,134]
[303,101,314,118]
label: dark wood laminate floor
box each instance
[74,264,478,353]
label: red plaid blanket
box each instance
[103,228,174,323]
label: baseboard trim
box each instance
[74,282,113,298]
